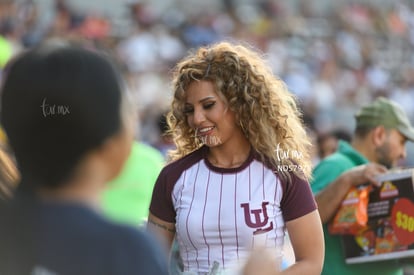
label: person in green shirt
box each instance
[312,97,414,275]
[101,141,164,227]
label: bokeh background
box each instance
[2,0,414,270]
[1,0,414,165]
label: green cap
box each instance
[355,97,414,141]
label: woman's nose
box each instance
[193,108,205,125]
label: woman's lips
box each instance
[196,126,215,136]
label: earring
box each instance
[240,121,248,137]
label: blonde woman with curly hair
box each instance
[148,42,324,275]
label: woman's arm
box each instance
[243,210,324,275]
[147,212,176,253]
[282,210,324,274]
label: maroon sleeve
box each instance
[149,147,206,223]
[280,173,317,222]
[149,165,176,223]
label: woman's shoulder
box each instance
[160,146,206,177]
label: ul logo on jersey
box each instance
[241,201,274,235]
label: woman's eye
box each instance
[204,102,215,109]
[183,107,193,114]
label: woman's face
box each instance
[184,80,245,148]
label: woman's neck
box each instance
[207,137,251,168]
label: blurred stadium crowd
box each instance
[1,0,414,165]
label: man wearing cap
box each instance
[311,97,414,275]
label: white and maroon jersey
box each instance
[150,146,316,274]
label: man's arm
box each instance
[314,171,353,223]
[314,163,387,223]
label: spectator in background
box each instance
[148,42,324,274]
[311,97,414,275]
[0,41,168,275]
[316,129,351,160]
[151,111,176,159]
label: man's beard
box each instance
[375,142,393,169]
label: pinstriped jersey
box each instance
[150,146,316,274]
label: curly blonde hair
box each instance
[167,42,312,180]
[0,144,19,201]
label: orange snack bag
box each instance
[328,185,371,235]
